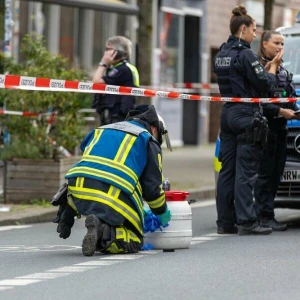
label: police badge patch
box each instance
[108,68,119,77]
[254,65,264,74]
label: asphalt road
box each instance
[1,201,300,300]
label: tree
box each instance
[137,0,152,104]
[264,0,274,30]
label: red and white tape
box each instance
[0,74,299,104]
[142,83,212,89]
[0,109,55,117]
[0,109,39,117]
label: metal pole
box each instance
[4,0,13,58]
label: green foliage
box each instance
[29,198,51,207]
[0,34,92,160]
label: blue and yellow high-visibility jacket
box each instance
[65,120,167,236]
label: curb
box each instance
[0,207,57,226]
[187,186,215,201]
[0,187,216,226]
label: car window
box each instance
[283,36,300,78]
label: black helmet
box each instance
[125,105,172,151]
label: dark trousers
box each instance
[254,129,287,219]
[216,103,263,226]
[99,107,125,125]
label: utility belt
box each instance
[100,108,123,125]
[273,87,287,98]
[238,111,269,148]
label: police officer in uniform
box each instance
[255,30,300,231]
[51,105,172,256]
[92,36,139,125]
[214,5,282,235]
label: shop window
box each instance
[159,12,180,84]
[60,6,75,62]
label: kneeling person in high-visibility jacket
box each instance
[51,105,172,256]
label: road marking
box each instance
[0,245,81,252]
[191,199,215,208]
[191,240,207,245]
[47,266,97,273]
[0,251,157,292]
[17,273,72,279]
[0,225,32,232]
[139,250,161,254]
[192,237,217,241]
[75,261,119,266]
[190,233,231,245]
[0,234,231,293]
[101,254,145,260]
[191,237,217,245]
[0,279,41,286]
[204,233,233,237]
[0,287,13,291]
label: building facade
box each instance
[2,0,300,145]
[3,0,138,72]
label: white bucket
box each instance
[144,191,192,250]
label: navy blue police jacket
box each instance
[260,57,299,130]
[213,35,276,99]
[92,60,139,116]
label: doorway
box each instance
[182,15,200,145]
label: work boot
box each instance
[260,218,287,231]
[238,222,272,236]
[217,226,238,234]
[82,214,100,256]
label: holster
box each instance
[51,183,68,206]
[239,113,269,148]
[254,115,269,148]
[273,87,286,98]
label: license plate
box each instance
[281,170,300,182]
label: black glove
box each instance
[53,204,66,224]
[57,221,72,239]
[53,204,75,239]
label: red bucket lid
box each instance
[165,190,190,201]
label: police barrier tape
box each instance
[0,107,72,158]
[0,109,39,116]
[142,83,212,89]
[0,74,300,103]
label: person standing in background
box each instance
[214,5,282,235]
[255,30,300,231]
[92,36,139,125]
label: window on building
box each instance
[159,12,180,84]
[60,6,75,62]
[92,11,129,68]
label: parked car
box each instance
[214,17,300,208]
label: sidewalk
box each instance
[0,144,216,226]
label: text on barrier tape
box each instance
[0,74,299,104]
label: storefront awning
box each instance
[22,0,139,15]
